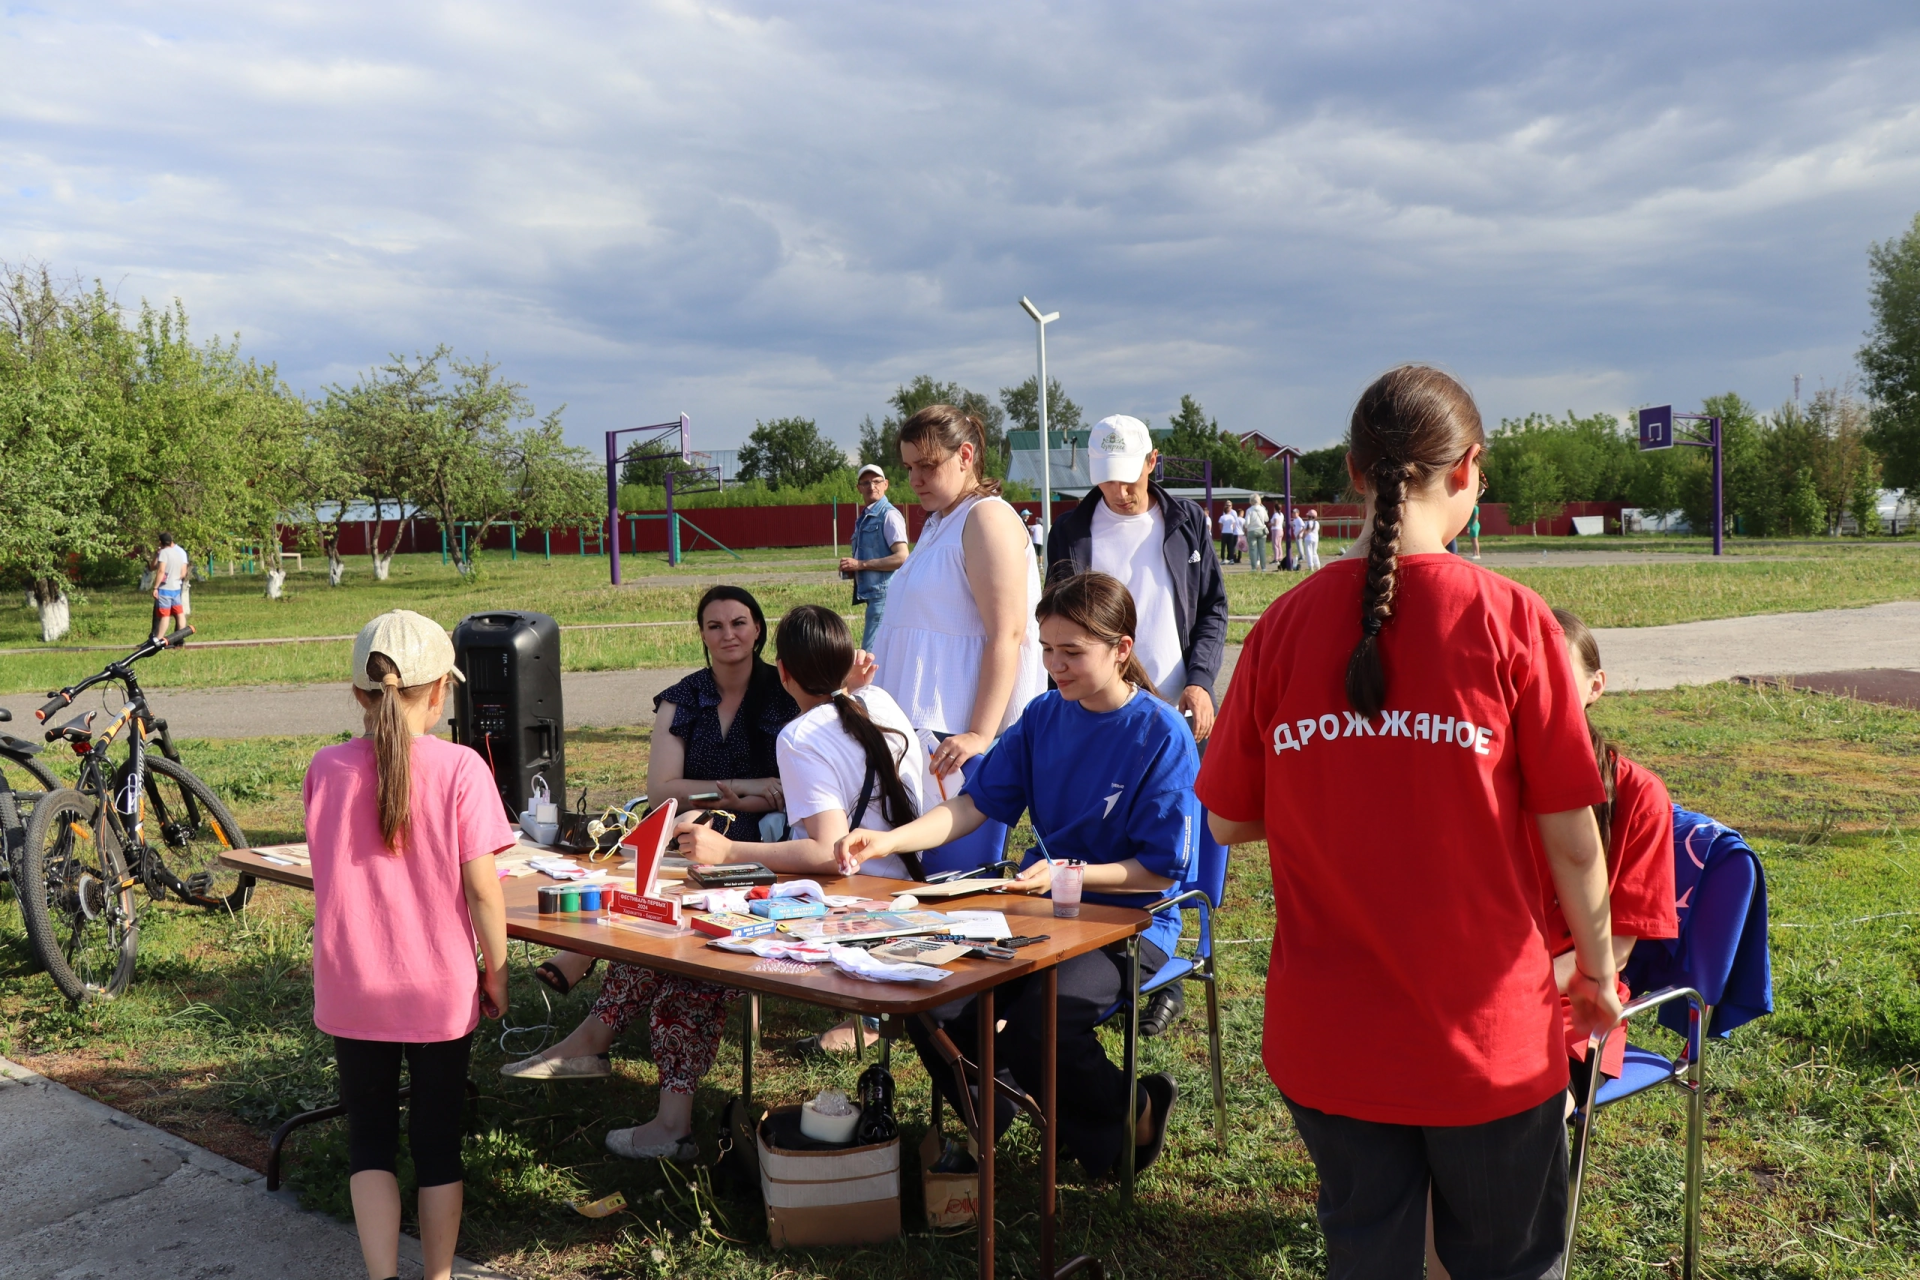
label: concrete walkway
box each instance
[0,1057,508,1280]
[2,603,1915,739]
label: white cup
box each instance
[1051,860,1084,918]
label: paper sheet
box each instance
[942,910,1012,941]
[828,944,950,983]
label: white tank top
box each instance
[870,494,1046,736]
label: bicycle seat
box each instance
[49,712,96,745]
[0,708,10,721]
[0,732,42,756]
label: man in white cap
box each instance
[840,463,910,649]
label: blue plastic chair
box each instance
[1566,806,1773,1280]
[916,755,1013,882]
[1097,814,1231,1204]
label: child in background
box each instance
[838,571,1198,1178]
[303,611,512,1280]
[1198,366,1620,1279]
[1549,607,1678,1101]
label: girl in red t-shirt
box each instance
[1550,608,1679,1099]
[1197,365,1622,1279]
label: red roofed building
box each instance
[1239,430,1286,460]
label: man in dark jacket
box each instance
[1045,415,1229,741]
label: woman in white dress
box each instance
[1303,508,1323,572]
[867,403,1046,781]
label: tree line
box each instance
[0,265,599,639]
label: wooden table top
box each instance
[219,845,1149,1017]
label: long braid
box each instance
[1346,459,1415,717]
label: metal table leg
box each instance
[1042,968,1057,1277]
[742,991,760,1105]
[978,985,996,1280]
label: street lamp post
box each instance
[1020,297,1059,540]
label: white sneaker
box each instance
[499,1052,611,1081]
[605,1127,699,1162]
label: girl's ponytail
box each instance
[1552,607,1617,847]
[366,652,414,853]
[1341,365,1486,718]
[774,605,917,827]
[829,692,918,826]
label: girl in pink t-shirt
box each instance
[303,610,511,1280]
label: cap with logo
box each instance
[351,609,467,691]
[1087,415,1155,485]
[856,463,886,481]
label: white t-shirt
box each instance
[775,685,932,880]
[878,505,908,548]
[155,545,189,590]
[1090,499,1187,698]
[1027,520,1043,547]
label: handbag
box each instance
[714,1094,768,1189]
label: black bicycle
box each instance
[20,628,252,1001]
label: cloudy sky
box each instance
[5,2,1918,453]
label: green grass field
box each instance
[4,682,1919,1277]
[9,536,1920,695]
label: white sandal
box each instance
[605,1127,699,1162]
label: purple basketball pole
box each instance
[1710,415,1724,556]
[1271,446,1302,570]
[604,415,691,586]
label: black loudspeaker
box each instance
[451,611,564,820]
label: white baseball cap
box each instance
[351,610,465,691]
[856,463,886,481]
[1087,415,1155,484]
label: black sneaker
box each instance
[1134,1073,1179,1174]
[1140,984,1186,1038]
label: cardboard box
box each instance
[919,1129,979,1230]
[757,1108,901,1248]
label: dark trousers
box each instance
[904,941,1164,1178]
[334,1033,473,1188]
[1284,1090,1568,1280]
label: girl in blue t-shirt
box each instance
[838,570,1200,1178]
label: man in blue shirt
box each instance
[839,464,909,649]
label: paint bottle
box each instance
[580,885,603,913]
[560,888,581,914]
[537,886,563,915]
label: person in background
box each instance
[869,403,1046,780]
[528,585,797,996]
[502,605,930,1123]
[1046,413,1228,746]
[1244,495,1269,572]
[150,532,191,640]
[1024,507,1045,558]
[1198,365,1619,1280]
[1289,506,1307,570]
[1303,508,1322,572]
[304,611,512,1280]
[1469,502,1483,559]
[840,463,910,650]
[1217,500,1237,564]
[1421,605,1680,1277]
[838,571,1195,1178]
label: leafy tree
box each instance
[999,377,1082,436]
[1162,394,1266,489]
[325,351,444,577]
[737,416,848,489]
[1284,445,1352,502]
[1503,453,1565,535]
[1783,467,1826,536]
[1861,212,1920,490]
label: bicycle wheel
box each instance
[19,788,139,1001]
[1,746,60,794]
[112,756,253,912]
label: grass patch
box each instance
[1224,538,1920,639]
[5,683,1920,1274]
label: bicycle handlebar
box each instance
[34,626,195,721]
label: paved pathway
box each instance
[0,1057,507,1280]
[3,603,1915,739]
